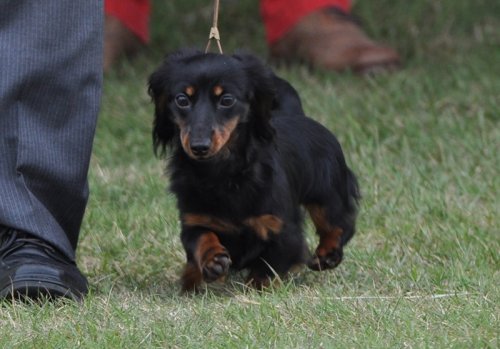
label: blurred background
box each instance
[143,0,500,66]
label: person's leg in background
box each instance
[0,1,103,301]
[261,0,400,73]
[104,0,150,72]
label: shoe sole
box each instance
[0,278,84,302]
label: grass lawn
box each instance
[1,0,499,348]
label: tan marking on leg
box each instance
[194,233,225,267]
[316,227,343,257]
[182,213,237,233]
[306,204,342,254]
[244,215,283,240]
[181,262,203,292]
[193,232,231,282]
[182,232,230,291]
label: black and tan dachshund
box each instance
[149,50,360,291]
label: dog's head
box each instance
[148,50,276,160]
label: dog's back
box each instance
[270,75,359,240]
[272,76,305,117]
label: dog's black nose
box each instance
[190,141,211,157]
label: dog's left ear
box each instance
[148,66,176,157]
[233,53,276,143]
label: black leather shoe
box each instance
[0,227,88,302]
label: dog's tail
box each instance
[347,168,361,209]
[341,167,361,245]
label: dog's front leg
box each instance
[180,229,232,291]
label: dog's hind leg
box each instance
[305,204,354,271]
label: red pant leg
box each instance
[105,0,151,43]
[260,0,351,44]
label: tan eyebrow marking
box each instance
[213,85,224,96]
[185,86,195,96]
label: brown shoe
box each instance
[270,8,400,74]
[104,15,143,73]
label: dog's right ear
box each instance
[148,66,176,157]
[232,53,276,143]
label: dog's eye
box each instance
[219,94,236,108]
[175,94,191,108]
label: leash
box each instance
[205,0,223,54]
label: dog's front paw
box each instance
[308,248,343,271]
[201,252,232,282]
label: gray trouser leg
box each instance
[0,1,103,261]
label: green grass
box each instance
[1,0,499,347]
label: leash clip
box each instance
[204,0,223,54]
[208,27,220,41]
